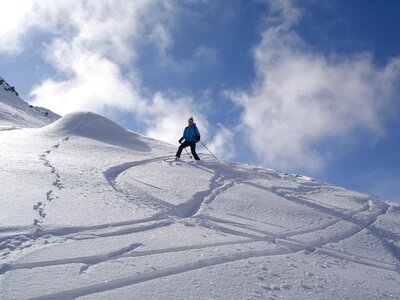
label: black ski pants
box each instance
[176,141,200,160]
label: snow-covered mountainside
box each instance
[0,76,59,129]
[0,83,399,299]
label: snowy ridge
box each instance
[0,77,19,97]
[42,112,151,151]
[0,110,399,299]
[0,76,59,129]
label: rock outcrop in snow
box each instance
[0,77,19,97]
[0,76,59,129]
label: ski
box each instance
[164,157,180,163]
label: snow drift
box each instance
[41,112,151,152]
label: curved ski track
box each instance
[1,154,399,300]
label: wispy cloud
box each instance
[206,124,236,160]
[0,1,35,53]
[141,92,208,145]
[227,0,400,172]
[25,0,162,112]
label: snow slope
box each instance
[0,77,59,129]
[0,93,399,299]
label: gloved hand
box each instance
[178,138,184,144]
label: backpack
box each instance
[193,124,200,141]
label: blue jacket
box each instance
[181,123,201,142]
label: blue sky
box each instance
[0,0,399,202]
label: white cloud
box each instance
[22,1,153,117]
[206,124,235,160]
[149,24,174,55]
[0,1,35,53]
[142,92,208,145]
[30,48,145,114]
[228,0,400,172]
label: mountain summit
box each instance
[0,76,19,97]
[0,78,399,299]
[0,76,59,129]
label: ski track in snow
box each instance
[1,153,400,299]
[0,126,20,131]
[26,202,398,300]
[103,156,241,218]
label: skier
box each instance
[176,117,201,160]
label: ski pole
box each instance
[184,148,192,158]
[200,141,218,160]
